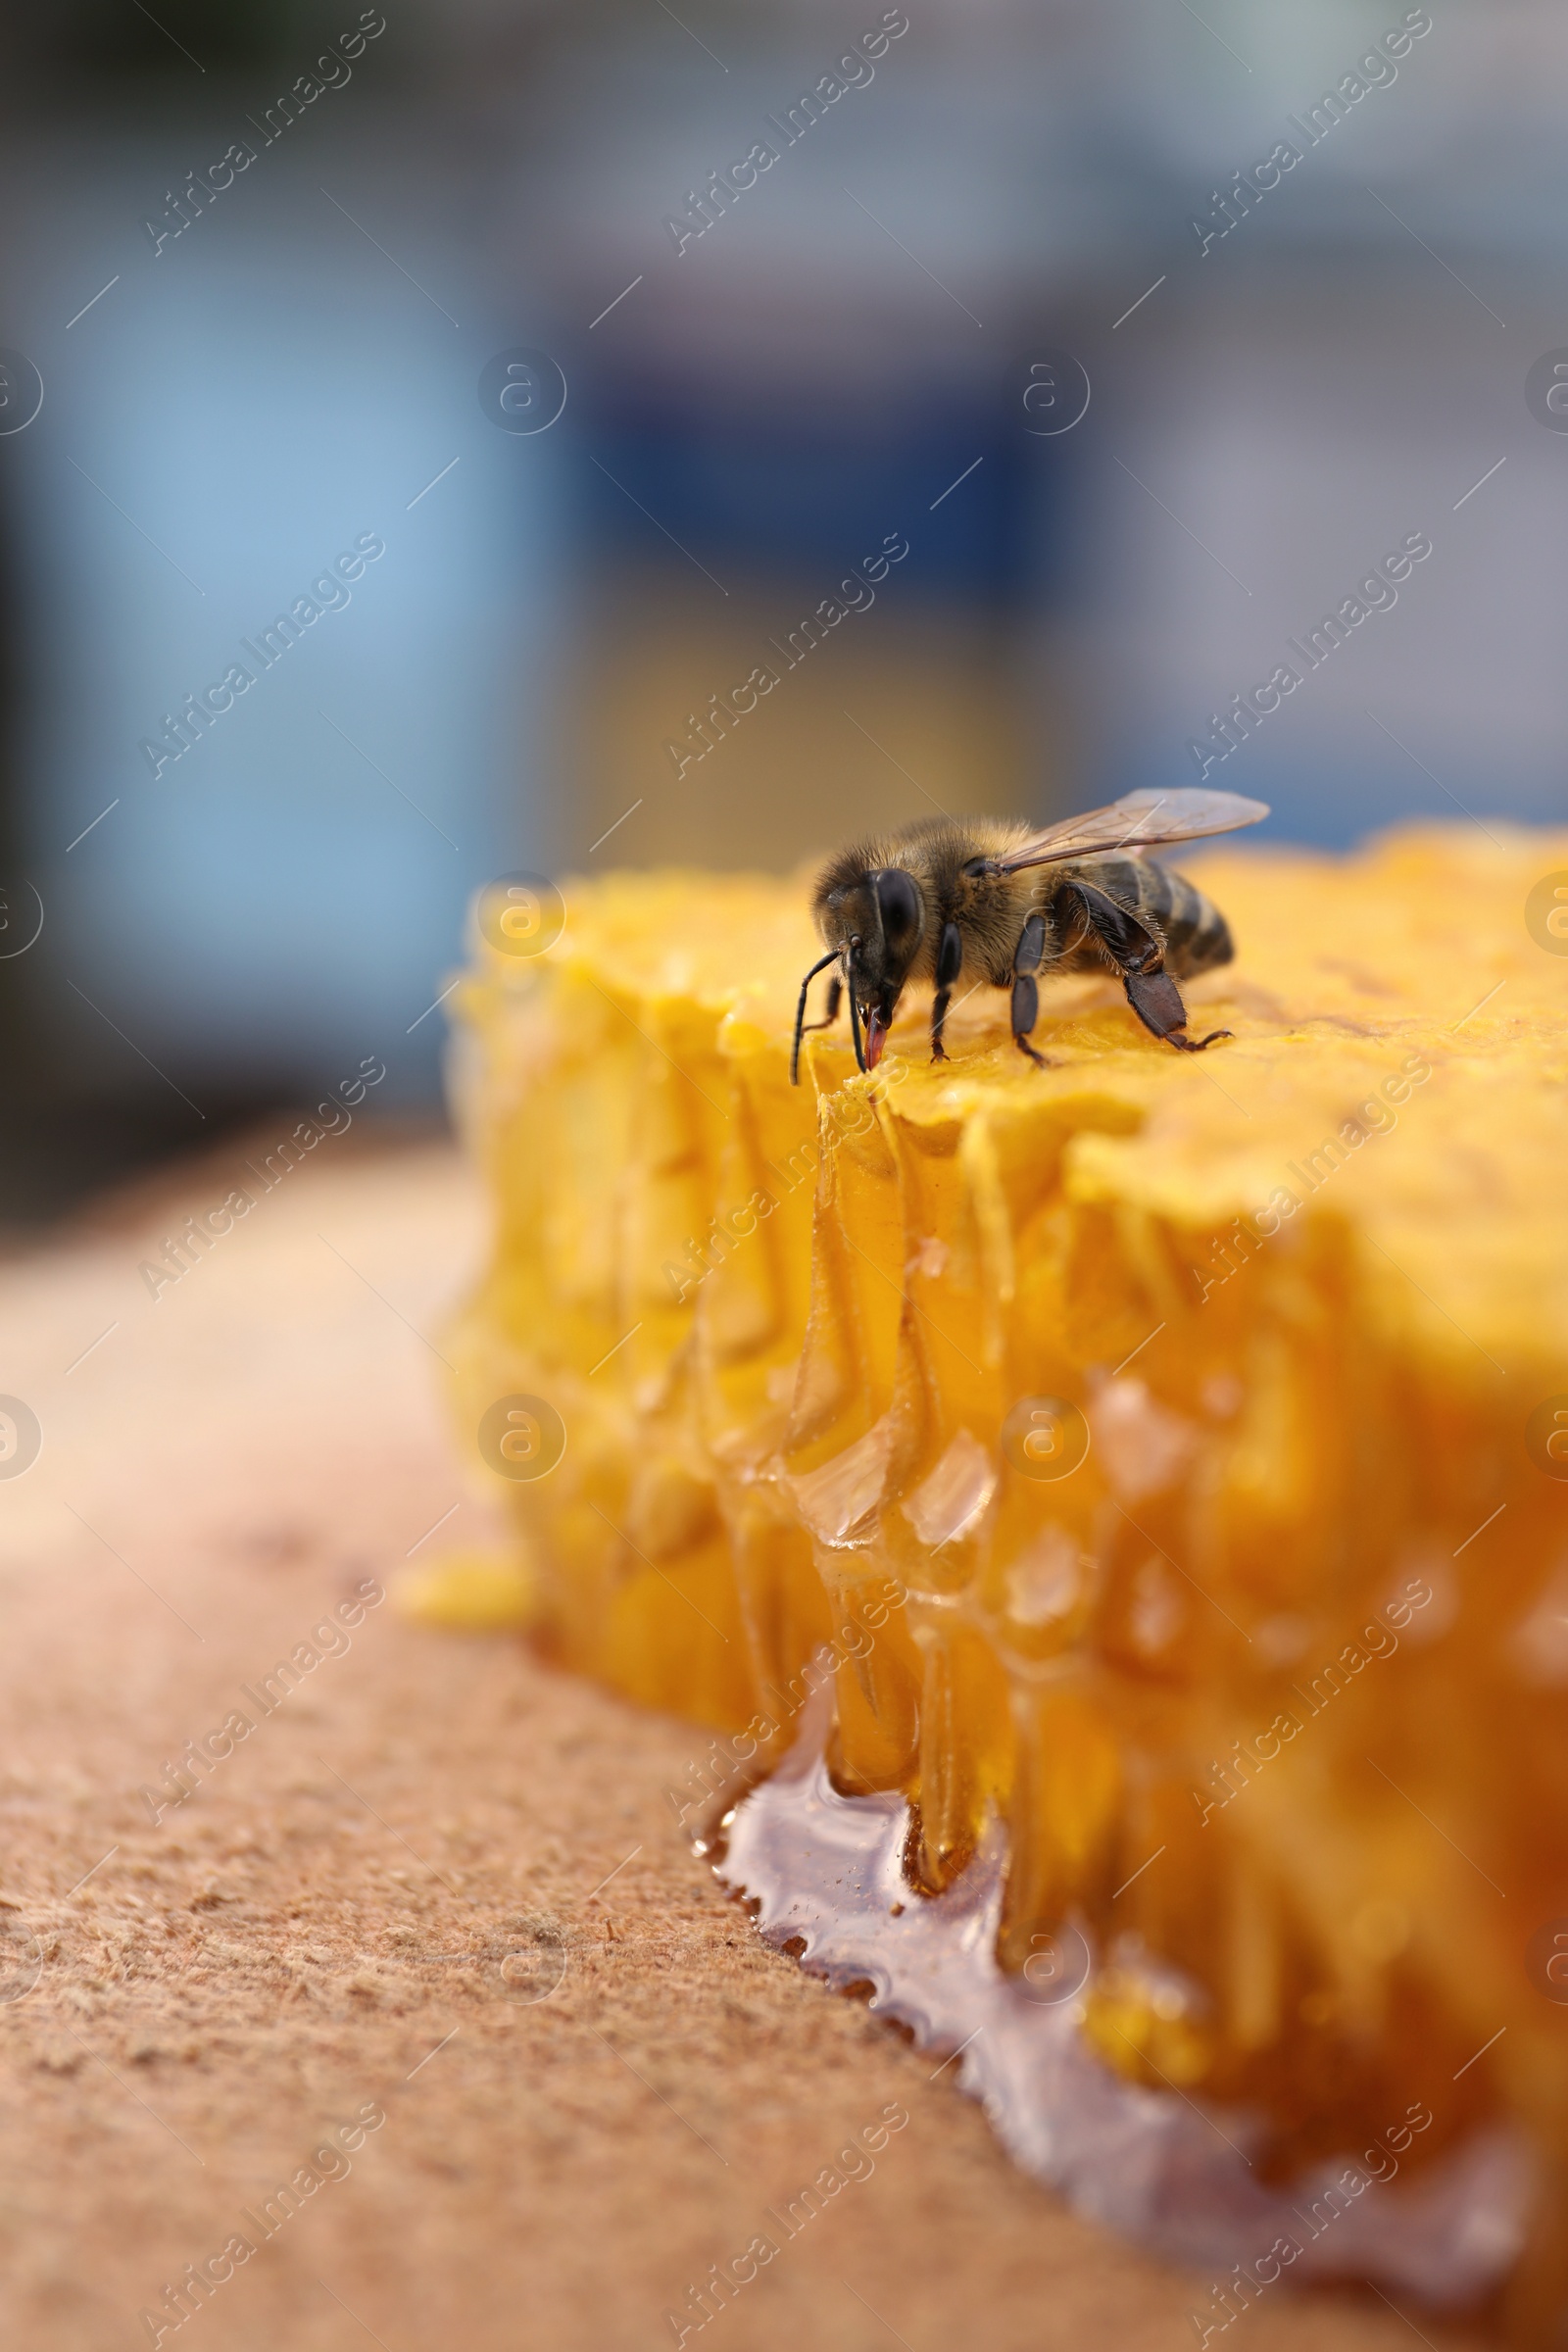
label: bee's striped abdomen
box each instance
[1043,854,1236,982]
[1078,856,1235,979]
[1148,861,1233,977]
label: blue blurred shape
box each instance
[21,199,564,1102]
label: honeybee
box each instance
[791,788,1268,1080]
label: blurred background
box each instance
[0,0,1561,1220]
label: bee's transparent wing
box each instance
[991,789,1270,874]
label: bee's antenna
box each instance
[791,951,840,1086]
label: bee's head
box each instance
[812,863,923,1069]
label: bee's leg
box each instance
[800,975,843,1037]
[931,920,962,1060]
[1124,967,1231,1052]
[1011,911,1053,1067]
[1059,881,1230,1053]
[847,983,868,1073]
[791,948,843,1085]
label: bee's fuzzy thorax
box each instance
[810,816,1032,933]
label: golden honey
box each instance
[433,828,1568,2334]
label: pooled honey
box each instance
[428,828,1568,2336]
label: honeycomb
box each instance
[438,828,1568,2333]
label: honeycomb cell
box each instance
[439,830,1568,2336]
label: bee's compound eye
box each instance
[873,868,920,944]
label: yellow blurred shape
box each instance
[392,1550,534,1632]
[445,825,1568,2330]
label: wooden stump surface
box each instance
[0,1137,1475,2350]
